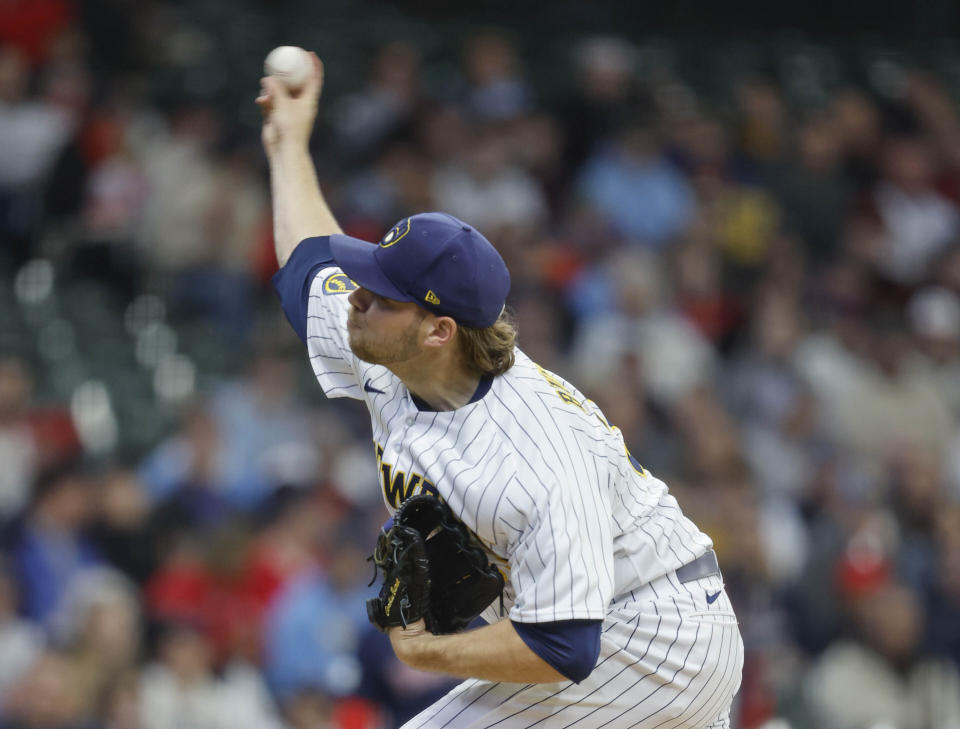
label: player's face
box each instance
[346,287,427,365]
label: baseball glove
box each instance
[366,494,505,634]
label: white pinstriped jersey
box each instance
[305,265,714,625]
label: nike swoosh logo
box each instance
[705,590,721,604]
[364,379,385,394]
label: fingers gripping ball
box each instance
[367,495,506,634]
[264,46,312,92]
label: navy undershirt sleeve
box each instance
[512,619,602,683]
[271,236,336,344]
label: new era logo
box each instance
[425,290,440,305]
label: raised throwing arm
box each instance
[256,53,343,267]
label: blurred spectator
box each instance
[68,96,148,298]
[560,37,636,176]
[671,387,748,483]
[796,276,953,460]
[570,249,716,405]
[0,358,39,521]
[506,113,566,209]
[279,689,335,729]
[280,690,382,729]
[672,238,743,345]
[770,111,851,262]
[794,262,872,409]
[673,112,781,268]
[506,288,569,373]
[240,487,326,610]
[0,650,88,729]
[935,244,960,299]
[871,136,960,285]
[51,568,141,721]
[806,581,960,729]
[138,401,233,520]
[431,124,548,231]
[6,459,101,629]
[341,141,434,225]
[926,507,960,669]
[908,286,960,414]
[207,351,321,508]
[263,536,373,700]
[137,103,220,272]
[167,139,268,339]
[0,560,44,701]
[734,78,788,167]
[142,498,311,676]
[137,105,267,337]
[587,363,679,476]
[577,120,695,246]
[726,293,830,502]
[198,522,269,666]
[0,45,76,260]
[854,318,952,458]
[461,32,533,122]
[332,42,422,164]
[831,88,883,191]
[87,468,154,584]
[142,530,210,631]
[0,0,73,66]
[416,104,471,167]
[142,355,321,512]
[0,358,80,519]
[670,112,741,183]
[889,448,945,592]
[139,620,283,729]
[97,669,142,729]
[144,522,270,668]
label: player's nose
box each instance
[349,287,372,312]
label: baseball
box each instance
[264,46,312,92]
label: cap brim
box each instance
[329,234,410,302]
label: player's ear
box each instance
[421,315,457,349]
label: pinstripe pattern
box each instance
[300,265,743,728]
[401,575,742,729]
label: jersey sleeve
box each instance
[272,236,365,400]
[511,619,601,683]
[504,476,616,624]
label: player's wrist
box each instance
[388,621,434,669]
[272,133,311,157]
[264,138,310,176]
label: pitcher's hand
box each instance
[256,52,324,158]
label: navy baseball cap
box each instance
[329,213,510,328]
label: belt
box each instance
[675,549,721,584]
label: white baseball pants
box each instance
[402,572,743,729]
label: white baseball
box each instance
[264,46,312,92]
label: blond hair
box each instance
[457,310,517,377]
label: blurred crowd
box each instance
[4,1,960,728]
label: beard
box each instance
[348,317,422,365]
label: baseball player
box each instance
[258,55,743,729]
